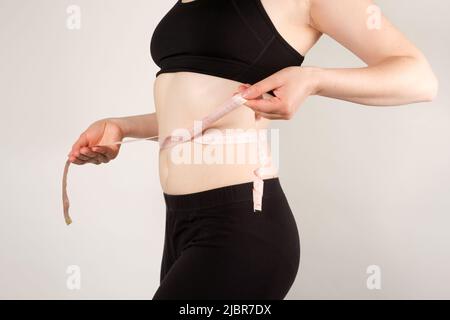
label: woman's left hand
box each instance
[237,66,320,120]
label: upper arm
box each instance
[309,0,424,65]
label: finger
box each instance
[93,151,109,163]
[87,157,102,165]
[255,111,284,120]
[91,145,109,157]
[79,146,97,158]
[70,132,89,154]
[72,149,90,161]
[238,83,263,99]
[69,155,86,165]
[242,74,283,99]
[85,154,106,165]
[74,155,89,163]
[234,84,251,96]
[92,145,118,160]
[244,96,283,114]
[237,83,251,92]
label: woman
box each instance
[67,0,438,299]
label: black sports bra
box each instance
[150,0,305,85]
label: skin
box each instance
[68,0,438,194]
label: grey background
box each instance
[0,0,449,299]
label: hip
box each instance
[163,177,300,260]
[159,177,301,299]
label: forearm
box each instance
[109,113,158,139]
[312,55,438,106]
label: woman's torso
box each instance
[152,0,320,195]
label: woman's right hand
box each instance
[68,118,124,165]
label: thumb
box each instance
[242,73,282,99]
[70,132,89,154]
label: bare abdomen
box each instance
[154,72,278,195]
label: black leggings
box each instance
[152,177,300,300]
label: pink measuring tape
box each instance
[62,93,273,225]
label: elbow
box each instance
[413,57,439,103]
[418,71,439,102]
[422,73,439,102]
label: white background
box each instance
[0,0,449,299]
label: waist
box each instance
[163,177,282,211]
[154,72,276,194]
[158,141,279,194]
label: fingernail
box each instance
[242,88,252,98]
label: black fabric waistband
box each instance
[163,177,281,211]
